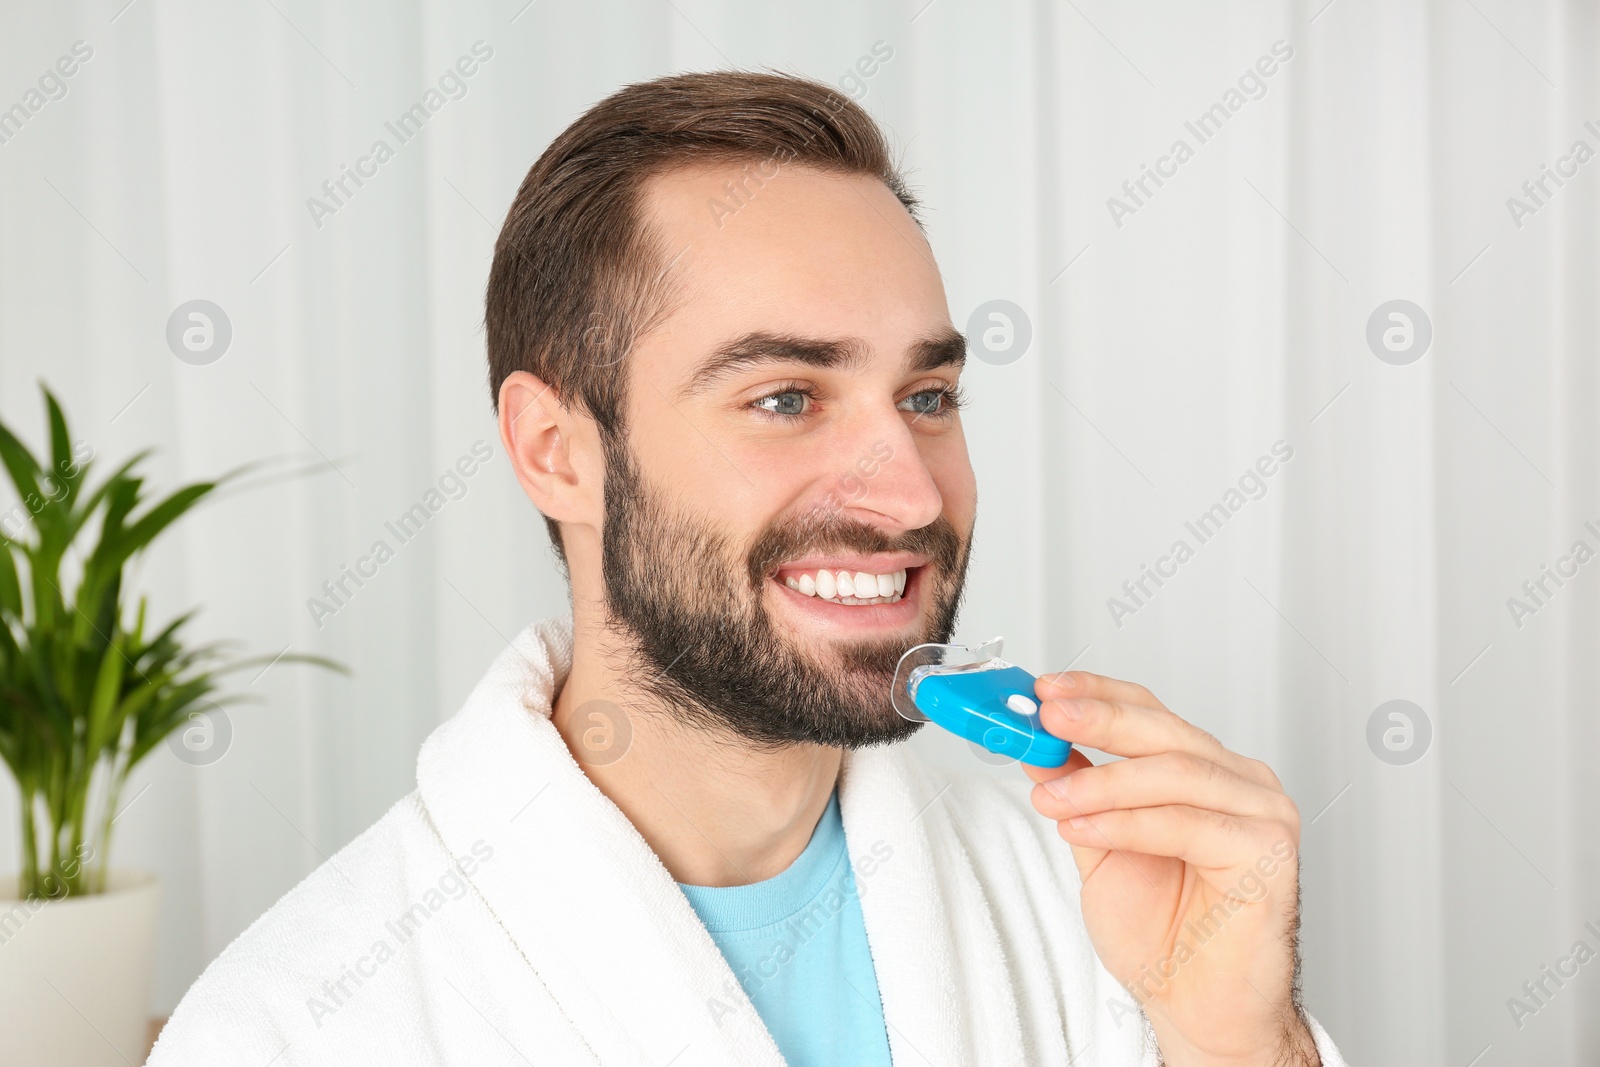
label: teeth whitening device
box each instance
[890,637,1072,768]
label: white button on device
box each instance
[1005,694,1037,715]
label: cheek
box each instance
[632,414,806,542]
[631,399,753,499]
[745,453,837,526]
[925,437,977,522]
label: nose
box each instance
[824,418,944,532]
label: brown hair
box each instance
[485,70,921,567]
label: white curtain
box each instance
[2,0,1596,1061]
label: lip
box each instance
[767,563,926,632]
[769,552,929,580]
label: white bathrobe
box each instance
[149,616,1349,1066]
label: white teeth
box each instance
[815,569,837,599]
[777,567,910,606]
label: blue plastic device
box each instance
[890,638,1072,768]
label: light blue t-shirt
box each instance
[677,790,893,1066]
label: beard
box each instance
[598,433,971,750]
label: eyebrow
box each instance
[675,328,968,401]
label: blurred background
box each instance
[1,0,1597,1063]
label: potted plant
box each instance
[0,385,342,1065]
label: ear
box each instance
[497,371,601,532]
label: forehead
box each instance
[633,161,952,380]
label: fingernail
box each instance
[1043,775,1070,800]
[1047,671,1076,690]
[1068,816,1089,830]
[1056,698,1084,721]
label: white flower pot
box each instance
[0,870,161,1066]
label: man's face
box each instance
[599,161,978,749]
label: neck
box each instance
[551,610,841,888]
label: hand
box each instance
[1022,671,1320,1067]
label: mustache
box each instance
[744,507,965,589]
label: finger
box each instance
[1018,746,1095,786]
[1036,696,1277,790]
[1054,804,1298,879]
[1036,670,1167,712]
[1030,751,1299,828]
[1034,672,1284,791]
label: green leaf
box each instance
[0,543,20,618]
[0,420,44,531]
[42,387,79,508]
[85,639,127,755]
[215,651,351,676]
[115,483,217,559]
[65,449,150,544]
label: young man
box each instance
[152,72,1347,1066]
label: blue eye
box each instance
[900,386,966,419]
[754,389,811,417]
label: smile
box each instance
[767,553,928,623]
[780,567,907,605]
